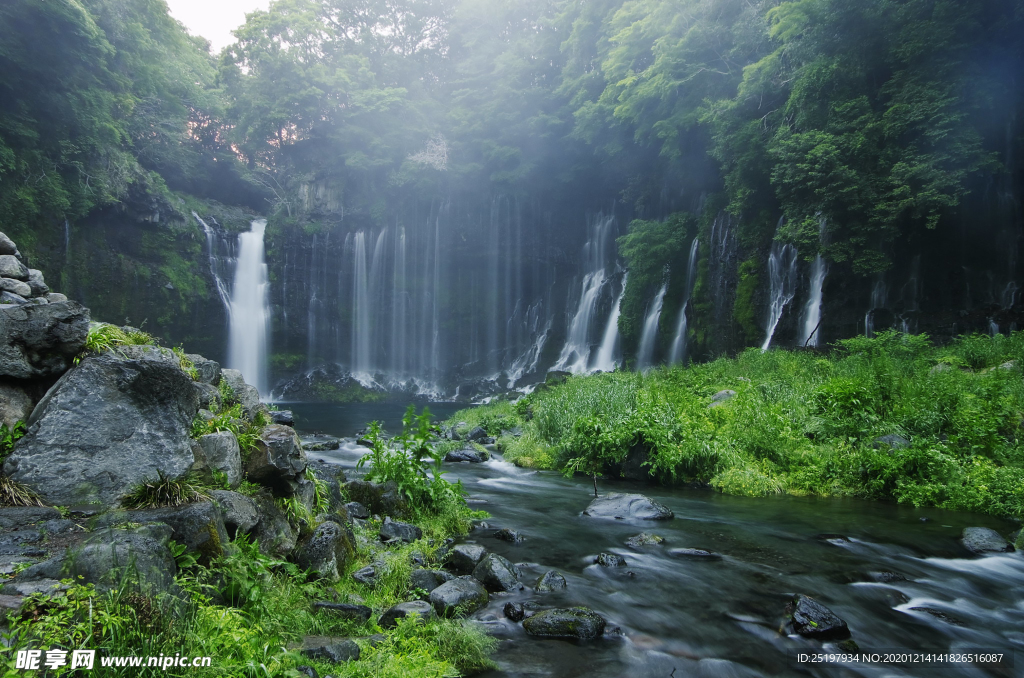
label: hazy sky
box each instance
[165,0,270,52]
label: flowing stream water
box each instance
[289,403,1023,678]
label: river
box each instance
[288,402,1022,678]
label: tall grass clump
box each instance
[453,331,1024,520]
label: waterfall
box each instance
[1002,282,1018,310]
[865,277,887,337]
[351,231,372,381]
[990,319,1000,336]
[593,273,627,372]
[761,242,798,350]
[508,301,551,386]
[228,219,270,397]
[391,227,407,377]
[551,214,615,373]
[669,238,700,362]
[636,282,668,370]
[64,219,71,262]
[195,212,231,312]
[799,255,827,347]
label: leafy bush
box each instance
[358,406,464,515]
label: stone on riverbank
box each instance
[430,576,488,617]
[535,570,567,591]
[125,501,230,566]
[410,568,453,593]
[493,528,524,543]
[314,602,372,623]
[445,543,487,574]
[300,638,360,663]
[209,490,258,538]
[472,553,522,592]
[4,347,197,506]
[199,431,242,488]
[379,517,422,544]
[522,607,606,640]
[0,301,89,379]
[380,600,436,628]
[583,493,674,521]
[295,521,354,582]
[444,447,486,463]
[247,425,307,496]
[961,527,1014,554]
[252,495,298,558]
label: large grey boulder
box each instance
[3,347,199,506]
[0,256,27,281]
[343,479,406,517]
[0,301,89,379]
[252,495,298,557]
[199,431,242,488]
[535,570,567,591]
[0,278,31,298]
[127,502,230,566]
[379,600,436,628]
[186,354,220,385]
[583,493,674,521]
[429,576,488,617]
[25,270,48,297]
[471,553,522,592]
[445,543,487,574]
[379,517,422,544]
[209,490,258,538]
[0,382,33,428]
[294,521,354,582]
[247,425,307,496]
[522,607,606,640]
[410,568,453,593]
[962,527,1014,554]
[300,638,360,663]
[220,369,261,420]
[0,233,17,257]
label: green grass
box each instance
[452,331,1024,520]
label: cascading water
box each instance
[228,218,270,397]
[195,212,231,311]
[636,281,668,370]
[799,255,827,347]
[592,273,627,373]
[864,277,888,337]
[668,238,700,363]
[761,241,798,350]
[351,231,372,382]
[551,214,616,373]
[507,300,552,386]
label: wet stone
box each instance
[668,548,721,560]
[787,594,851,640]
[522,607,607,640]
[493,528,524,543]
[596,552,626,567]
[535,570,567,591]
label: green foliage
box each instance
[77,322,155,363]
[470,332,1024,519]
[733,257,761,343]
[358,407,464,516]
[121,472,209,509]
[172,346,199,380]
[190,404,263,458]
[0,420,26,464]
[167,539,199,571]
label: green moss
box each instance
[733,256,761,344]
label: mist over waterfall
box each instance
[228,219,270,396]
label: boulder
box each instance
[379,600,436,628]
[45,293,67,304]
[247,425,307,496]
[466,426,488,442]
[294,521,354,582]
[270,410,294,426]
[535,570,567,592]
[128,501,230,566]
[522,607,606,640]
[444,447,485,463]
[0,278,31,298]
[873,434,910,450]
[0,382,33,429]
[410,568,453,593]
[25,270,48,297]
[493,528,524,543]
[583,493,674,521]
[343,480,405,517]
[0,292,26,305]
[787,594,851,640]
[504,601,526,622]
[186,355,221,385]
[0,233,17,257]
[445,543,487,574]
[0,301,89,379]
[961,527,1014,554]
[4,347,198,506]
[472,553,522,592]
[379,517,422,544]
[0,507,60,530]
[302,436,341,451]
[194,383,222,412]
[429,576,488,617]
[345,502,370,520]
[220,369,262,421]
[625,532,664,548]
[596,553,626,567]
[351,564,378,586]
[0,256,27,281]
[300,638,360,663]
[313,602,372,623]
[712,389,736,403]
[252,495,298,558]
[305,460,347,512]
[209,490,258,538]
[199,431,242,488]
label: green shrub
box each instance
[121,472,209,508]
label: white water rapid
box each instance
[228,218,270,397]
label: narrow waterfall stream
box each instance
[636,283,668,370]
[761,242,798,351]
[290,402,1023,678]
[668,238,700,363]
[228,218,270,396]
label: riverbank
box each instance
[447,332,1024,523]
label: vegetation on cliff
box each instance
[452,332,1024,520]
